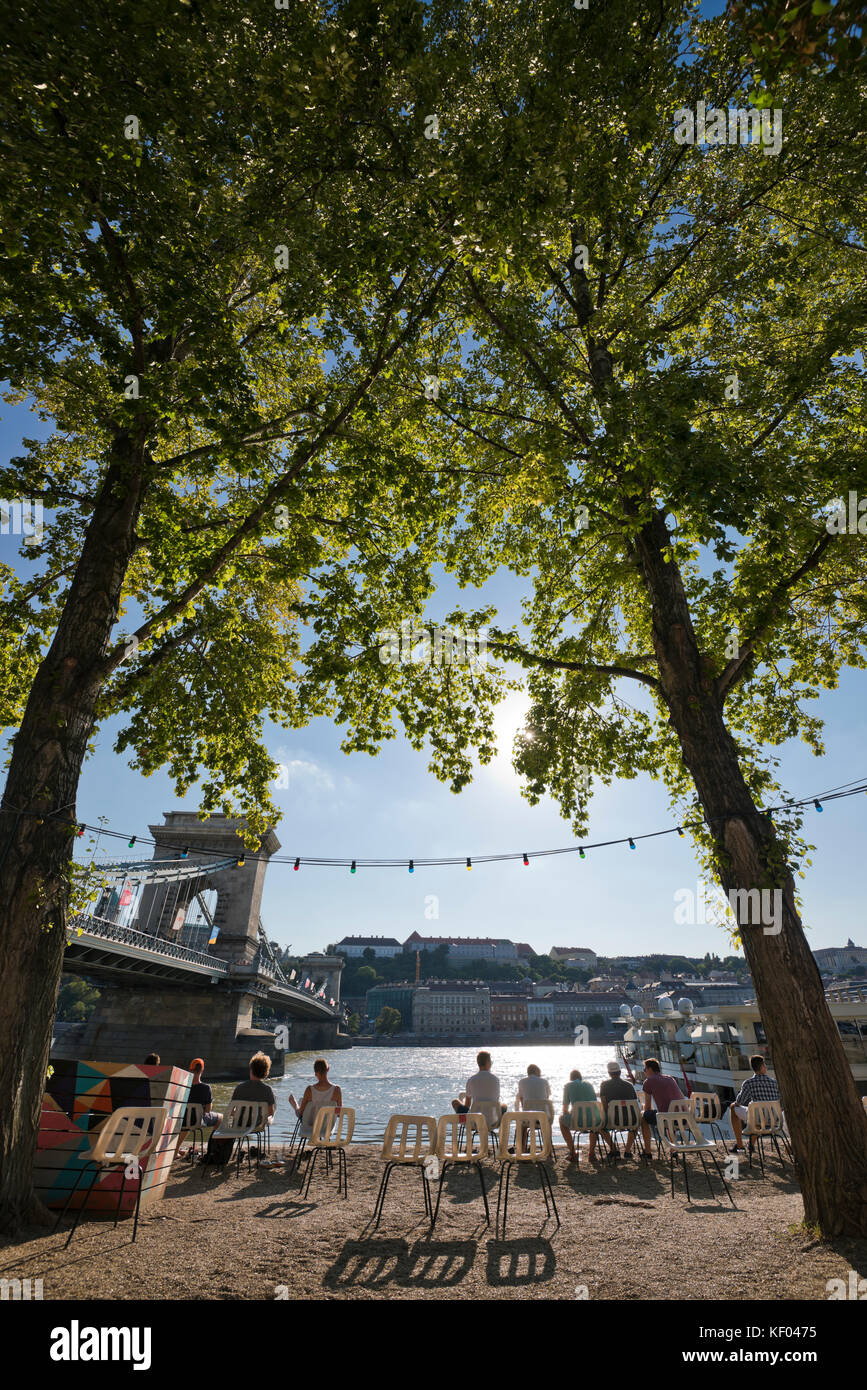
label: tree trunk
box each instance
[633,507,867,1236]
[0,437,146,1233]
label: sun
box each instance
[486,693,532,785]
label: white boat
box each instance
[613,984,867,1101]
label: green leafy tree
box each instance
[348,4,867,1234]
[55,976,100,1023]
[347,1013,361,1036]
[375,1006,402,1036]
[0,0,471,1230]
[729,0,866,89]
[356,966,378,986]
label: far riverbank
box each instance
[348,1034,618,1046]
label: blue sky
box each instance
[2,386,865,962]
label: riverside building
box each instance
[412,982,492,1035]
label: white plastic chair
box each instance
[207,1100,269,1175]
[431,1114,491,1232]
[465,1098,503,1153]
[567,1100,609,1164]
[744,1100,792,1173]
[495,1111,559,1235]
[301,1107,355,1200]
[53,1106,166,1246]
[605,1098,645,1160]
[658,1112,735,1205]
[690,1092,726,1148]
[180,1102,205,1162]
[372,1115,437,1226]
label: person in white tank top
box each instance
[289,1058,342,1137]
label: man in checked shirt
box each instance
[728,1054,782,1153]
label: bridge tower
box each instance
[58,813,347,1077]
[298,953,344,1006]
[138,812,279,964]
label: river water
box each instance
[211,1043,632,1145]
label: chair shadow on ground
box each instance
[485,1237,557,1287]
[322,1237,477,1291]
[321,1231,558,1292]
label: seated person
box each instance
[188,1057,222,1128]
[202,1051,275,1164]
[289,1058,341,1138]
[729,1054,781,1154]
[451,1051,506,1120]
[517,1064,553,1115]
[559,1069,599,1162]
[516,1063,553,1149]
[640,1058,685,1153]
[599,1061,638,1159]
[232,1050,277,1118]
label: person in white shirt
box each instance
[516,1063,552,1116]
[515,1063,554,1150]
[451,1051,505,1117]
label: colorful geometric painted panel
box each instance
[33,1060,192,1218]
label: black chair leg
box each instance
[373,1163,393,1227]
[431,1161,449,1232]
[54,1161,88,1233]
[476,1161,490,1224]
[501,1162,512,1236]
[699,1153,715,1201]
[64,1166,100,1249]
[709,1150,736,1206]
[419,1162,433,1217]
[114,1169,127,1228]
[682,1154,691,1202]
[669,1156,675,1199]
[538,1164,551,1217]
[132,1170,144,1242]
[302,1146,320,1200]
[547,1165,560,1227]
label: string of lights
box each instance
[15,772,865,874]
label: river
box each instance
[211,1043,639,1145]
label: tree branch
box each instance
[715,529,838,702]
[101,264,453,675]
[487,634,661,692]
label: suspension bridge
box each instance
[54,811,348,1078]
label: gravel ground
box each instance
[2,1144,865,1301]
